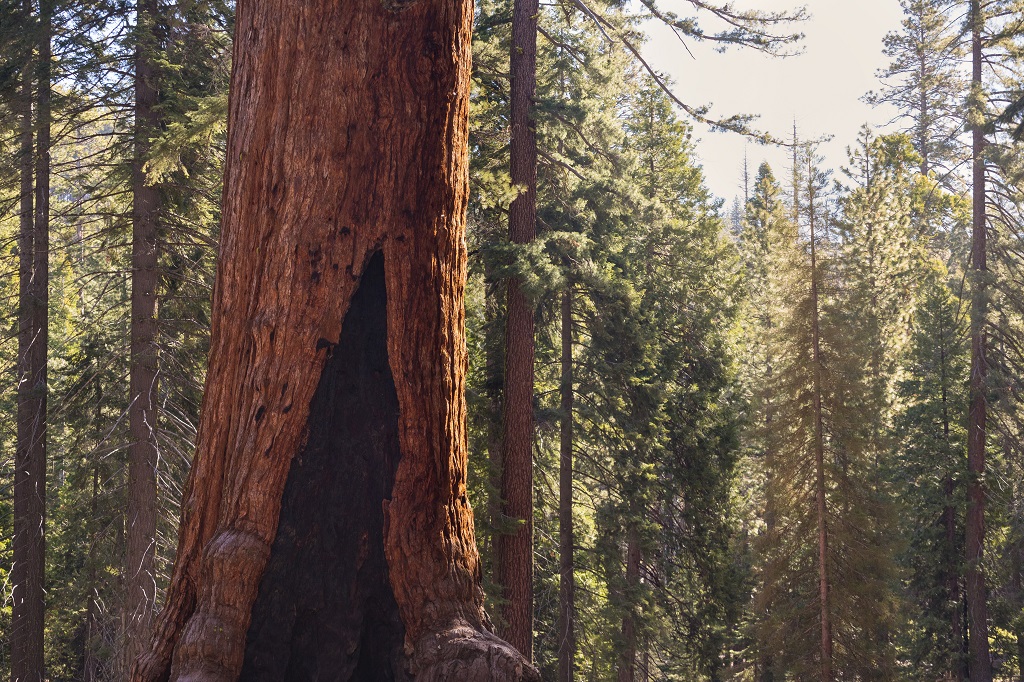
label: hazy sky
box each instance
[641,0,907,204]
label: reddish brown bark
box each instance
[125,0,162,669]
[616,527,641,682]
[558,287,575,682]
[130,0,537,680]
[966,2,992,679]
[12,1,48,677]
[494,0,539,655]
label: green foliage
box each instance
[9,0,1024,679]
[747,147,900,680]
[890,260,969,679]
[867,0,967,181]
[0,1,229,677]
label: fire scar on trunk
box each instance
[242,253,408,681]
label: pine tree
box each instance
[756,145,897,681]
[594,79,738,681]
[893,260,970,680]
[868,0,967,180]
[837,129,924,470]
[736,160,789,682]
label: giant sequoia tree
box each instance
[130,0,537,680]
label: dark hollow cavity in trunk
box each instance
[242,252,408,681]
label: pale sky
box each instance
[641,0,907,204]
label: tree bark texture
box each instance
[616,528,641,682]
[558,288,575,682]
[12,1,47,677]
[495,0,539,656]
[966,2,992,679]
[131,0,538,680]
[126,0,163,670]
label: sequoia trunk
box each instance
[131,1,537,680]
[125,0,162,668]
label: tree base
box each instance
[412,625,540,682]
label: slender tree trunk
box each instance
[966,2,992,679]
[940,329,966,680]
[808,173,833,682]
[558,288,575,682]
[759,312,775,682]
[495,0,539,655]
[964,597,972,675]
[945,473,965,678]
[617,527,641,682]
[131,1,537,680]
[12,2,47,678]
[1012,534,1024,682]
[485,260,505,571]
[85,463,102,682]
[918,45,930,177]
[125,0,162,670]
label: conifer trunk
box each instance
[485,261,504,568]
[808,175,833,682]
[944,470,964,676]
[939,319,965,680]
[126,0,162,669]
[966,2,992,679]
[85,464,102,682]
[558,287,575,682]
[1012,533,1024,682]
[760,311,775,682]
[495,0,539,656]
[131,0,538,680]
[617,528,641,682]
[918,44,929,176]
[12,1,48,676]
